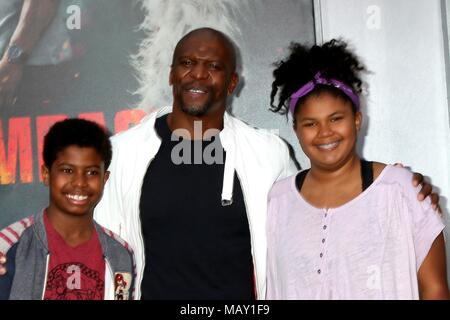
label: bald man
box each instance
[92,28,295,299]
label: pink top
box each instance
[266,165,444,300]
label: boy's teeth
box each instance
[189,89,205,93]
[67,194,88,201]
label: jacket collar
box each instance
[139,106,237,205]
[32,209,111,257]
[140,106,237,139]
[32,210,49,253]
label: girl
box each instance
[266,39,449,299]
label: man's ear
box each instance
[227,72,239,95]
[41,165,50,186]
[169,68,173,86]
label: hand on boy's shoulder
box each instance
[0,253,6,275]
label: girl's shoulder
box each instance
[373,163,422,200]
[372,161,387,180]
[374,163,413,184]
[269,173,299,201]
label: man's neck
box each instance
[167,105,225,140]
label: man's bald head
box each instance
[169,27,240,117]
[172,28,237,71]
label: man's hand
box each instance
[412,172,440,211]
[0,253,6,275]
[395,163,440,212]
[0,58,24,108]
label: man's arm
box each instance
[418,233,450,299]
[0,0,61,107]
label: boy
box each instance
[0,119,135,300]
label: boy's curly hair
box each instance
[43,118,112,170]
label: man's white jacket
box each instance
[94,106,297,299]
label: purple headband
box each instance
[289,72,360,114]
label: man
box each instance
[94,28,296,300]
[0,28,439,299]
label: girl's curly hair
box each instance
[270,39,366,115]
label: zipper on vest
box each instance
[105,257,114,300]
[41,254,50,300]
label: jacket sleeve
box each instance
[94,137,124,236]
[0,243,18,300]
[284,154,298,178]
[276,137,298,181]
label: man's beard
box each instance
[180,102,211,116]
[178,89,215,116]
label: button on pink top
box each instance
[266,166,444,300]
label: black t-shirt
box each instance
[139,114,254,300]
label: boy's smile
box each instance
[42,146,109,218]
[66,193,89,205]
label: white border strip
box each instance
[441,0,450,128]
[313,0,324,45]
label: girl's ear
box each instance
[355,111,363,132]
